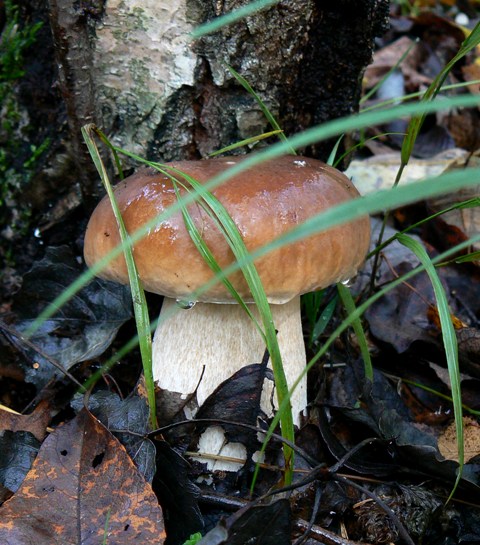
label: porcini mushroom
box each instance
[84,155,370,469]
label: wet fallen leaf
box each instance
[10,246,132,389]
[0,399,51,441]
[427,150,480,265]
[72,384,156,482]
[198,499,291,545]
[0,431,40,497]
[438,416,480,463]
[0,407,165,544]
[345,148,468,195]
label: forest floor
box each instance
[1,2,480,545]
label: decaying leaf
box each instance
[198,499,291,545]
[427,150,480,265]
[363,36,432,92]
[0,400,51,441]
[72,386,157,482]
[438,416,480,463]
[345,148,468,195]
[0,407,165,545]
[10,246,132,389]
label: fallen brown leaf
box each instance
[0,400,51,442]
[438,416,480,463]
[0,407,165,544]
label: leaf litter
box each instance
[0,407,165,545]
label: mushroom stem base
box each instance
[152,296,307,420]
[152,296,307,470]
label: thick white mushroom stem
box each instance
[152,296,307,470]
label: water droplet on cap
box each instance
[175,299,196,310]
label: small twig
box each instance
[293,485,322,545]
[333,474,415,545]
[294,518,373,545]
[148,417,320,467]
[200,491,373,545]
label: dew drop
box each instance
[341,278,354,287]
[175,299,196,310]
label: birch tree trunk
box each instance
[50,0,389,197]
[1,0,388,278]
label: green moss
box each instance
[0,1,47,236]
[0,1,42,82]
[111,5,147,40]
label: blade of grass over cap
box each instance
[26,94,480,337]
[159,164,295,483]
[251,234,480,495]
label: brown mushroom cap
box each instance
[84,155,370,303]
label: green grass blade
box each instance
[208,130,284,156]
[337,282,373,382]
[361,79,480,114]
[169,179,263,334]
[160,164,295,483]
[251,233,480,490]
[401,21,480,165]
[360,38,418,104]
[225,64,296,154]
[398,234,462,500]
[450,251,480,265]
[311,296,337,344]
[190,0,280,39]
[368,197,480,260]
[25,95,480,336]
[327,135,344,166]
[384,373,480,418]
[81,126,157,430]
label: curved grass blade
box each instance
[337,282,373,382]
[81,126,157,430]
[360,38,418,105]
[309,293,338,348]
[161,164,295,483]
[397,234,462,501]
[169,178,263,334]
[402,21,480,165]
[208,130,284,157]
[370,22,480,289]
[368,197,480,260]
[383,374,480,418]
[360,79,480,113]
[191,0,280,39]
[225,64,295,154]
[251,233,480,492]
[26,94,480,336]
